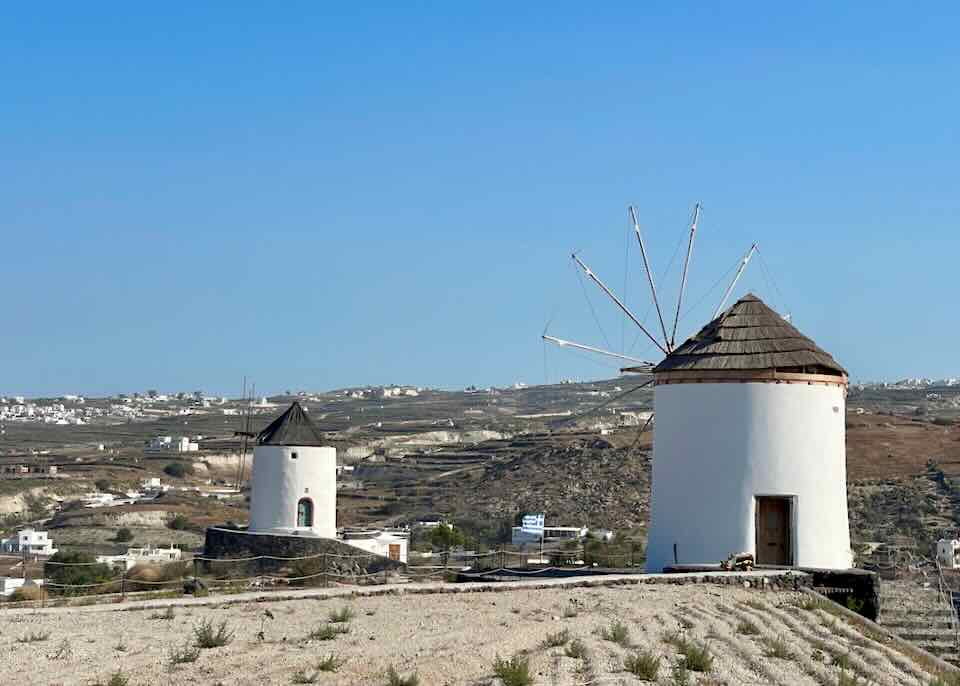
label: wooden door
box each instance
[388,544,401,561]
[756,497,791,565]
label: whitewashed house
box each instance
[97,544,183,571]
[341,529,408,563]
[0,528,58,556]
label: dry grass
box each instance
[492,654,532,686]
[598,620,630,646]
[623,650,661,680]
[540,629,570,648]
[307,624,350,641]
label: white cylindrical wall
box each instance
[645,381,851,572]
[248,445,336,538]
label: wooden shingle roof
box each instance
[652,294,846,376]
[257,402,327,447]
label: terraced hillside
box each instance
[338,430,652,531]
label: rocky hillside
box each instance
[426,433,958,555]
[432,433,652,530]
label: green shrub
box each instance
[623,650,661,680]
[762,635,793,660]
[150,606,176,620]
[168,514,190,530]
[291,671,318,684]
[308,624,350,641]
[386,666,419,686]
[193,619,234,648]
[45,551,114,595]
[831,653,851,670]
[540,629,570,648]
[115,527,133,542]
[845,595,865,614]
[328,606,355,623]
[565,638,587,659]
[164,462,193,478]
[598,620,630,646]
[679,639,714,673]
[735,619,760,635]
[168,641,201,665]
[428,523,465,551]
[316,654,344,672]
[492,654,532,686]
[665,632,713,674]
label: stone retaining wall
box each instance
[202,526,405,581]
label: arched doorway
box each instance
[296,498,314,528]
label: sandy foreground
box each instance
[0,581,947,686]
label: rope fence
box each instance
[0,544,644,609]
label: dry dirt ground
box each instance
[846,414,960,480]
[1,581,952,686]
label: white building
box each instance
[937,539,960,569]
[641,294,852,572]
[141,477,169,494]
[0,529,58,556]
[146,436,199,453]
[0,577,43,597]
[97,544,183,571]
[511,525,588,546]
[82,492,116,508]
[248,402,337,538]
[341,529,408,563]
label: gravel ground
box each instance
[0,582,946,686]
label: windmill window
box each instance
[291,452,298,460]
[297,498,314,528]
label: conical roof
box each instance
[256,401,327,447]
[653,293,846,376]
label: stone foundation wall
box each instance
[803,568,880,621]
[202,526,405,581]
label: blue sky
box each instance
[2,4,958,396]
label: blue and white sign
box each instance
[520,513,545,536]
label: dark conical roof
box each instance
[256,401,327,447]
[652,293,846,376]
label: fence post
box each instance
[322,552,328,588]
[120,569,126,602]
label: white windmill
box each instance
[544,205,852,572]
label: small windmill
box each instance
[543,203,758,427]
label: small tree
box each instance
[163,462,193,478]
[168,514,190,530]
[45,552,114,595]
[115,528,133,543]
[429,523,466,552]
[95,479,112,492]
